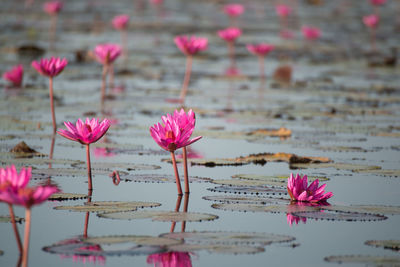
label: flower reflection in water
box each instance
[286,202,330,226]
[59,238,106,265]
[147,194,194,267]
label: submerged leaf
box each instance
[365,240,400,251]
[0,215,24,223]
[99,210,218,222]
[324,255,400,266]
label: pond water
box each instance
[1,0,400,266]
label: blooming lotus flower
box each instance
[43,1,63,15]
[223,3,244,17]
[247,43,274,57]
[112,14,129,30]
[174,35,208,56]
[150,0,163,5]
[57,118,111,145]
[3,65,23,87]
[363,14,379,28]
[275,4,291,18]
[147,252,192,267]
[218,27,242,42]
[287,173,333,203]
[0,186,59,208]
[31,57,68,77]
[370,0,386,5]
[94,43,122,65]
[0,165,30,190]
[302,26,321,41]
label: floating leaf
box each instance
[99,210,218,222]
[161,231,296,246]
[0,158,83,167]
[203,195,287,205]
[324,255,400,266]
[84,235,182,247]
[54,201,160,213]
[291,162,381,171]
[167,244,265,254]
[212,203,290,213]
[32,168,127,178]
[210,179,270,187]
[355,169,400,177]
[48,193,87,201]
[0,215,24,223]
[209,185,288,196]
[231,174,329,186]
[365,240,400,251]
[71,162,161,171]
[123,174,211,183]
[324,205,400,215]
[292,210,387,222]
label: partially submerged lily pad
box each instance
[0,158,83,167]
[84,235,182,247]
[324,255,400,266]
[365,240,400,252]
[48,193,88,201]
[324,205,400,215]
[99,210,218,222]
[167,244,265,254]
[291,162,381,172]
[54,201,161,213]
[231,174,329,186]
[209,185,288,196]
[123,174,212,183]
[32,168,127,178]
[355,169,400,177]
[203,195,287,205]
[212,203,291,213]
[292,210,387,222]
[0,215,24,223]
[71,162,161,171]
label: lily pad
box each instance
[167,244,265,254]
[32,168,127,178]
[0,158,83,167]
[0,215,24,223]
[365,240,400,251]
[231,174,329,186]
[71,162,161,171]
[291,162,381,171]
[203,195,287,205]
[48,193,88,201]
[84,235,182,247]
[324,205,400,215]
[208,185,288,196]
[98,210,219,222]
[355,169,400,177]
[324,255,400,266]
[292,210,387,222]
[123,174,212,183]
[54,201,161,213]
[212,203,291,213]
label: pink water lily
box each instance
[94,43,122,65]
[247,43,274,57]
[363,14,379,28]
[302,26,321,41]
[147,251,192,267]
[0,165,31,189]
[174,35,208,56]
[287,173,333,203]
[58,118,110,191]
[3,64,23,87]
[112,14,129,30]
[218,27,242,42]
[150,109,201,195]
[275,4,291,18]
[43,1,63,15]
[370,0,386,5]
[57,118,111,145]
[0,186,59,208]
[31,57,68,77]
[223,3,244,17]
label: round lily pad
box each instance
[365,240,400,251]
[231,174,329,186]
[203,195,287,205]
[210,179,270,187]
[208,185,288,196]
[32,168,127,178]
[54,201,161,213]
[167,244,265,254]
[324,255,400,265]
[84,235,182,247]
[48,193,88,201]
[324,205,400,215]
[0,158,83,166]
[98,210,219,222]
[0,215,24,223]
[71,162,161,171]
[291,162,381,172]
[292,210,387,222]
[212,203,291,213]
[123,174,212,183]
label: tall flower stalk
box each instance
[57,118,111,191]
[223,3,244,27]
[174,35,208,104]
[112,14,130,61]
[43,1,63,50]
[363,14,379,52]
[31,57,68,134]
[218,27,242,71]
[247,43,275,79]
[150,109,201,195]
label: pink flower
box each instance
[279,29,294,39]
[43,1,63,15]
[150,0,163,5]
[147,252,192,267]
[302,26,321,41]
[224,66,240,76]
[3,64,23,87]
[287,173,333,203]
[0,165,31,190]
[150,109,202,152]
[223,4,244,17]
[247,43,274,57]
[363,14,379,28]
[218,27,242,42]
[57,118,111,145]
[31,57,68,77]
[275,4,292,18]
[370,0,386,6]
[94,43,122,65]
[112,14,130,30]
[174,35,208,56]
